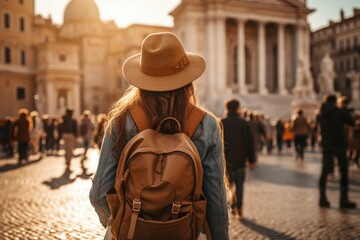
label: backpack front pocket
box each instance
[133,212,193,240]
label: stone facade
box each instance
[0,0,35,117]
[0,0,170,118]
[1,0,315,119]
[171,0,314,117]
[311,8,360,105]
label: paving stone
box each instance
[0,148,359,239]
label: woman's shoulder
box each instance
[202,112,220,128]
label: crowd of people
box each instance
[223,97,360,169]
[0,108,107,167]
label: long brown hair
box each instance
[105,83,196,155]
[105,83,230,193]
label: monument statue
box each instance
[58,96,66,115]
[293,59,316,100]
[317,52,336,96]
[291,58,317,117]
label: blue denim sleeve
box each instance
[89,131,120,227]
[202,117,229,240]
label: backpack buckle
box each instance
[132,200,141,212]
[171,202,181,214]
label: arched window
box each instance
[19,17,25,32]
[3,13,10,29]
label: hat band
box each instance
[140,55,190,76]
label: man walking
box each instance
[13,109,31,164]
[80,110,95,159]
[292,109,310,161]
[318,94,356,209]
[58,108,78,169]
[221,98,256,217]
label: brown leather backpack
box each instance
[106,103,211,240]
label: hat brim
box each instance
[122,52,206,92]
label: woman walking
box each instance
[89,32,229,240]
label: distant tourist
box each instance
[318,94,356,209]
[12,109,31,164]
[58,108,78,168]
[291,109,310,161]
[221,98,256,218]
[275,119,285,154]
[80,110,95,159]
[30,111,43,155]
[94,113,107,149]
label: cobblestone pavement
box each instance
[0,147,359,240]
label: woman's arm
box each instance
[89,131,120,227]
[202,118,229,240]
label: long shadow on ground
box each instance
[252,162,360,192]
[0,157,42,173]
[240,218,296,240]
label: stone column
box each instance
[237,18,248,94]
[258,21,268,95]
[206,16,216,96]
[73,80,81,117]
[215,16,227,93]
[186,16,197,53]
[296,24,304,65]
[277,23,287,95]
[46,81,55,116]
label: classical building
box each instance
[311,8,360,105]
[0,0,170,117]
[171,0,315,117]
[1,0,316,118]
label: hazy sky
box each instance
[34,0,360,31]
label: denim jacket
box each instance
[89,113,229,240]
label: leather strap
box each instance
[127,211,140,240]
[129,101,206,138]
[204,219,212,240]
[184,104,206,138]
[128,101,151,132]
[127,199,141,240]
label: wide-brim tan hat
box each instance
[122,32,206,92]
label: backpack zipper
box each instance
[155,154,165,174]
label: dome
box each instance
[64,0,100,24]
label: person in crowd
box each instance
[275,119,285,155]
[248,112,264,156]
[80,110,95,159]
[263,115,274,154]
[89,32,229,239]
[222,98,256,218]
[43,114,55,155]
[283,119,294,151]
[291,109,310,161]
[12,109,31,164]
[29,111,43,155]
[0,118,5,157]
[4,117,14,157]
[94,113,107,149]
[58,108,78,168]
[52,117,61,156]
[309,118,318,152]
[318,94,356,209]
[338,97,356,163]
[351,114,360,168]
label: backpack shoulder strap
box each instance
[129,101,206,138]
[183,104,206,138]
[128,101,151,132]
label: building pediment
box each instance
[231,0,311,11]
